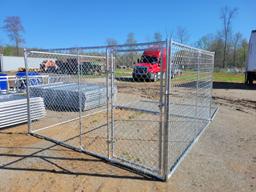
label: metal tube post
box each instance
[158,41,165,175]
[24,49,31,133]
[106,48,111,159]
[77,49,83,149]
[195,51,200,134]
[163,39,171,179]
[110,49,115,158]
[209,53,215,119]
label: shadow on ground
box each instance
[213,82,256,90]
[0,130,155,181]
[116,77,134,82]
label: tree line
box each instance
[106,6,248,69]
[0,6,249,69]
[195,6,248,69]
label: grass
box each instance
[111,68,245,84]
[172,71,245,84]
[213,72,244,83]
[172,71,245,83]
[70,67,246,84]
[115,68,133,77]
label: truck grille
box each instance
[135,66,147,73]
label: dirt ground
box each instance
[0,82,255,192]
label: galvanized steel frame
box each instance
[24,40,216,181]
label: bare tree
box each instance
[241,39,248,67]
[106,38,118,46]
[164,27,174,40]
[126,33,137,45]
[175,26,189,43]
[125,33,137,67]
[195,34,214,50]
[3,16,25,56]
[153,32,162,42]
[232,32,242,66]
[220,6,238,68]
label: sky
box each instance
[0,0,255,49]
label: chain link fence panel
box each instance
[165,41,216,178]
[24,40,217,181]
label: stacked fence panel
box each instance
[0,95,45,128]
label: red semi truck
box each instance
[132,47,181,81]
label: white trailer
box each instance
[0,55,45,72]
[245,30,256,85]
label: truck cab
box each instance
[132,48,166,81]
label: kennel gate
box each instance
[25,40,216,181]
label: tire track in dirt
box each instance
[213,96,256,113]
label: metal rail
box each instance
[23,40,216,181]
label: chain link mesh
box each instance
[112,41,166,174]
[27,48,110,155]
[167,41,215,175]
[24,40,215,180]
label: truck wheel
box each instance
[132,74,138,82]
[247,72,254,85]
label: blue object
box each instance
[16,71,42,86]
[0,74,8,91]
[16,71,39,77]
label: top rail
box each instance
[27,41,167,52]
[28,51,106,59]
[170,40,215,55]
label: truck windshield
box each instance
[140,55,158,64]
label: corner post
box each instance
[162,39,172,180]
